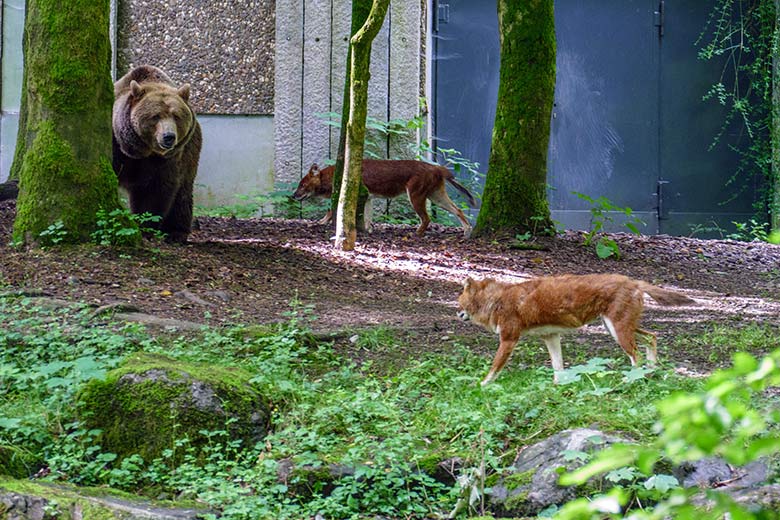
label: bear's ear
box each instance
[130,80,145,99]
[177,84,191,102]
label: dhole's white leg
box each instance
[428,187,472,237]
[603,316,638,366]
[363,197,373,232]
[542,334,564,383]
[602,316,619,344]
[637,328,657,366]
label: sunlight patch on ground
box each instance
[212,233,780,326]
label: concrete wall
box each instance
[274,0,424,184]
[1,0,424,206]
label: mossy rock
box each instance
[0,445,42,479]
[489,428,628,517]
[77,353,270,464]
[0,476,209,519]
[277,458,355,499]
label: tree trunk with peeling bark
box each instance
[333,0,390,251]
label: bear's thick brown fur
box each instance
[112,65,202,243]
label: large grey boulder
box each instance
[488,428,627,517]
[682,458,779,514]
[487,428,777,517]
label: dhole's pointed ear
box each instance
[463,277,474,289]
[308,163,320,177]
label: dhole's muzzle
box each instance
[291,189,309,202]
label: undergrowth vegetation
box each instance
[1,297,778,518]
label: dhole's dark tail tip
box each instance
[447,177,478,208]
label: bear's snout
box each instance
[154,117,179,151]
[160,132,177,149]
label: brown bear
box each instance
[112,65,202,243]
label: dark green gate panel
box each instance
[431,0,500,185]
[658,0,760,235]
[431,0,764,236]
[548,0,659,233]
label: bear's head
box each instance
[126,80,195,157]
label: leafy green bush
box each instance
[91,208,163,246]
[556,349,780,519]
[37,220,68,246]
[574,192,645,259]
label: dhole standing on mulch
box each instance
[292,159,476,236]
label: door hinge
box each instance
[434,1,450,32]
[654,0,665,38]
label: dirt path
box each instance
[2,199,779,371]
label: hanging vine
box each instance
[697,0,779,231]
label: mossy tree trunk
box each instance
[773,0,780,231]
[330,0,372,234]
[12,0,122,245]
[334,0,390,251]
[472,0,556,238]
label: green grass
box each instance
[0,298,777,519]
[669,322,780,366]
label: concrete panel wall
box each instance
[195,115,275,207]
[301,0,333,173]
[275,0,305,189]
[275,0,423,184]
[116,0,275,115]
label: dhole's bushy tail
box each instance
[446,177,477,208]
[638,282,695,306]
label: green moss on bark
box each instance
[11,0,120,245]
[0,445,41,479]
[77,353,270,464]
[773,1,780,231]
[473,0,556,237]
[26,0,114,113]
[13,122,119,244]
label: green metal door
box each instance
[431,0,764,236]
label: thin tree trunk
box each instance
[12,0,121,245]
[472,0,556,237]
[331,1,372,235]
[772,0,780,231]
[334,0,390,250]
